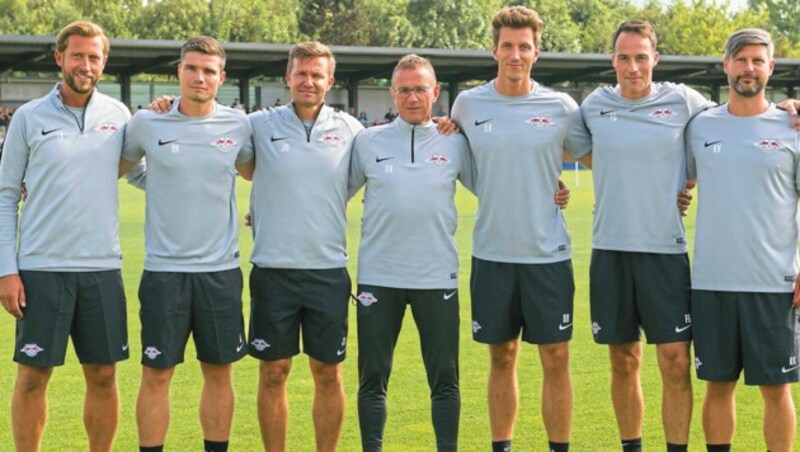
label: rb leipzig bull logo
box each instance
[756,138,781,153]
[321,134,344,145]
[650,108,677,120]
[425,155,449,166]
[98,123,120,135]
[357,292,378,307]
[526,116,555,129]
[212,136,236,152]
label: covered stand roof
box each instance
[2,35,799,88]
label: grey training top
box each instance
[451,80,591,264]
[579,82,713,253]
[0,84,130,276]
[121,100,254,272]
[248,104,363,269]
[348,118,475,289]
[686,103,800,292]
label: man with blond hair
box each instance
[349,54,474,452]
[0,20,130,451]
[686,28,799,452]
[451,6,590,452]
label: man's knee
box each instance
[260,359,292,388]
[15,365,52,395]
[140,366,174,390]
[200,362,232,387]
[310,359,342,389]
[83,364,117,391]
[539,342,570,375]
[657,342,691,383]
[489,340,519,370]
[610,343,642,377]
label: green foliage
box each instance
[298,0,372,45]
[405,0,496,49]
[0,0,798,56]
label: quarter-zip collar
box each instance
[283,101,332,142]
[50,82,98,133]
[392,117,437,163]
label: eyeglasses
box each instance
[393,86,433,97]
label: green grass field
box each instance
[0,171,797,451]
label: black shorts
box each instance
[138,268,247,368]
[248,266,351,364]
[590,250,691,344]
[470,257,574,344]
[15,270,128,366]
[692,290,799,386]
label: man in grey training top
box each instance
[576,20,713,452]
[451,6,590,451]
[119,36,254,452]
[348,54,474,452]
[686,28,799,452]
[247,42,363,452]
[0,21,130,451]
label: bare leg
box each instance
[609,342,643,440]
[538,342,572,442]
[702,380,737,445]
[258,358,292,452]
[488,340,519,441]
[82,364,120,452]
[309,358,345,452]
[136,366,175,447]
[199,363,235,441]
[656,342,692,445]
[12,364,52,452]
[760,384,796,452]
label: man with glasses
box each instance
[348,54,474,452]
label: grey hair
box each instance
[724,28,774,59]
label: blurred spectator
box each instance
[383,107,396,123]
[231,97,245,110]
[435,103,446,117]
[357,110,369,127]
[273,98,282,107]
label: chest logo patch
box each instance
[755,138,781,153]
[425,155,449,166]
[212,136,236,152]
[526,116,555,129]
[321,134,344,145]
[98,123,120,135]
[650,108,677,121]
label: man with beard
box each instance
[0,21,130,451]
[686,28,799,452]
[119,36,254,452]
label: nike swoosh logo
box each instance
[236,338,245,353]
[337,348,346,356]
[271,136,288,142]
[376,156,395,163]
[41,128,62,135]
[443,291,457,300]
[600,110,615,116]
[675,324,692,333]
[158,139,177,146]
[781,365,799,373]
[474,118,492,126]
[558,323,573,331]
[704,140,721,147]
[122,344,129,351]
